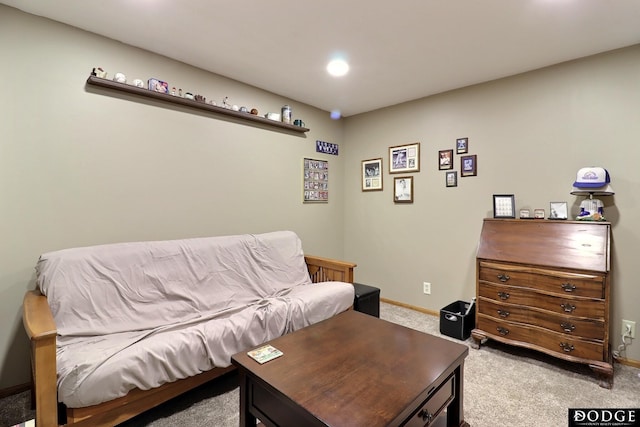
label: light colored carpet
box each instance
[2,302,639,426]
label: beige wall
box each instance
[343,44,640,362]
[0,6,346,389]
[2,4,639,391]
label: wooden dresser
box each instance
[471,218,613,387]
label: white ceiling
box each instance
[3,0,640,117]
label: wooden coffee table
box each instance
[231,310,469,427]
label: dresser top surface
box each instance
[477,219,610,272]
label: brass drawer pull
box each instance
[497,292,510,300]
[560,342,575,352]
[417,409,433,423]
[497,273,510,282]
[497,327,509,336]
[497,309,510,318]
[561,283,577,292]
[560,322,576,333]
[560,303,576,313]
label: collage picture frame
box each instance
[303,158,329,203]
[389,142,420,174]
[361,158,383,191]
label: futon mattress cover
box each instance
[36,231,354,407]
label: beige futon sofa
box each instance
[23,231,356,426]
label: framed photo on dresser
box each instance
[493,194,515,218]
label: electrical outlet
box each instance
[423,282,431,295]
[622,320,636,339]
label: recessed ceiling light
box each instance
[327,59,349,77]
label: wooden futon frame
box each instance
[23,255,356,427]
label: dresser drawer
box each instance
[404,374,454,427]
[479,262,605,299]
[479,282,605,320]
[477,315,605,361]
[478,297,605,340]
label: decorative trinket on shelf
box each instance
[133,79,144,88]
[91,67,108,79]
[148,78,169,94]
[113,72,127,84]
[281,104,292,124]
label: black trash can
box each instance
[440,300,475,340]
[353,283,380,318]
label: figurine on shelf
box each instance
[178,88,183,97]
[91,67,108,79]
[570,167,615,222]
[222,96,230,109]
[171,87,176,96]
[113,72,127,84]
[576,198,605,221]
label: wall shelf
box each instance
[85,76,310,133]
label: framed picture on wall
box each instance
[446,171,457,187]
[361,158,383,191]
[456,137,469,154]
[460,155,477,177]
[438,149,453,170]
[394,176,413,203]
[303,158,329,203]
[389,143,420,173]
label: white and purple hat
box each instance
[571,167,614,195]
[573,167,610,188]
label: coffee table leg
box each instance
[238,371,257,427]
[449,362,468,427]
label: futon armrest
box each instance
[23,290,56,340]
[304,255,357,283]
[23,289,59,427]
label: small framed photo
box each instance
[549,202,568,220]
[519,209,531,219]
[394,176,413,203]
[460,155,477,177]
[534,209,545,219]
[456,137,468,154]
[446,171,458,188]
[361,158,383,191]
[493,194,515,218]
[389,143,420,174]
[438,149,453,170]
